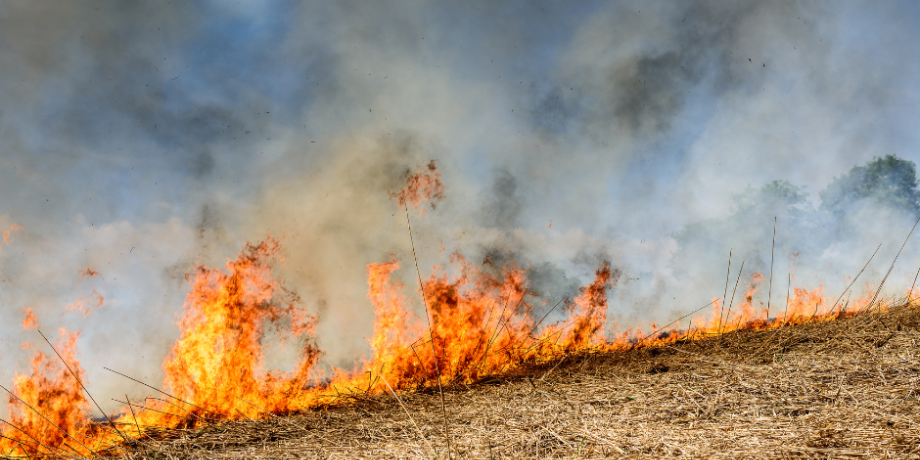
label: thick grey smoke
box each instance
[0,0,918,418]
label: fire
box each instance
[0,224,21,256]
[0,235,900,457]
[65,289,104,318]
[65,268,105,318]
[390,160,445,212]
[21,308,39,331]
[157,238,321,421]
[3,328,96,457]
[555,262,614,350]
[77,268,100,281]
[721,272,767,330]
[0,168,908,457]
[365,260,423,388]
[639,272,875,349]
[363,256,623,390]
[368,254,536,386]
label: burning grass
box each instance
[1,172,916,459]
[111,300,920,459]
[0,237,619,458]
[2,235,917,459]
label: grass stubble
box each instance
[109,300,920,459]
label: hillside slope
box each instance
[118,304,920,459]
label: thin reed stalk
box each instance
[865,215,920,312]
[235,397,274,418]
[379,371,439,459]
[783,273,791,325]
[767,217,776,317]
[0,418,63,458]
[720,249,732,333]
[640,300,716,346]
[529,297,566,337]
[827,244,880,317]
[111,399,187,421]
[0,383,96,456]
[147,398,222,427]
[910,266,920,305]
[37,329,128,443]
[104,367,219,419]
[124,395,149,442]
[720,260,745,337]
[404,203,452,459]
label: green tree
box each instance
[733,180,810,220]
[672,180,814,283]
[820,155,920,216]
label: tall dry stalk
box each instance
[865,215,920,312]
[404,203,452,459]
[767,217,776,317]
[0,383,97,456]
[783,273,791,325]
[826,244,880,317]
[720,249,732,333]
[910,266,920,305]
[37,329,128,443]
[720,260,745,338]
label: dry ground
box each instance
[118,304,920,459]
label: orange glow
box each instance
[64,289,104,318]
[21,308,39,331]
[2,224,21,245]
[76,268,101,282]
[65,268,105,318]
[0,224,21,257]
[156,237,321,421]
[0,238,899,456]
[554,262,614,350]
[3,328,96,457]
[390,160,445,212]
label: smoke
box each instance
[0,0,919,418]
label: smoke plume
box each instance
[0,1,918,418]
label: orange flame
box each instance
[390,160,445,212]
[76,268,100,282]
[158,238,321,420]
[21,308,39,331]
[0,224,21,257]
[65,289,104,318]
[65,268,105,317]
[4,329,94,457]
[0,238,900,456]
[364,255,617,387]
[365,260,423,388]
[555,262,615,349]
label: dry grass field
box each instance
[115,303,920,459]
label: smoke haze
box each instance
[1,1,919,417]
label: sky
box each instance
[1,0,920,416]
